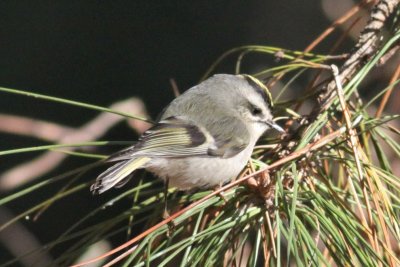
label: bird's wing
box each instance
[91,157,151,194]
[91,116,250,194]
[107,116,250,161]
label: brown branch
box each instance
[0,207,54,266]
[0,114,75,141]
[304,0,374,53]
[169,78,181,97]
[375,61,400,117]
[0,98,151,191]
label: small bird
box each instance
[91,74,284,195]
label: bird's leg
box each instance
[214,182,228,203]
[162,177,175,236]
[162,177,170,219]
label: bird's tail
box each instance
[91,157,151,194]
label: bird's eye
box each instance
[251,106,262,116]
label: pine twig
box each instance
[317,0,400,113]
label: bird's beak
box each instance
[265,120,285,133]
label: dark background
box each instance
[0,1,331,124]
[0,1,352,265]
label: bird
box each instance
[91,74,284,195]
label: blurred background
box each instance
[1,1,397,266]
[0,1,343,124]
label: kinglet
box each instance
[91,74,284,194]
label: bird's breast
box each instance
[146,145,254,190]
